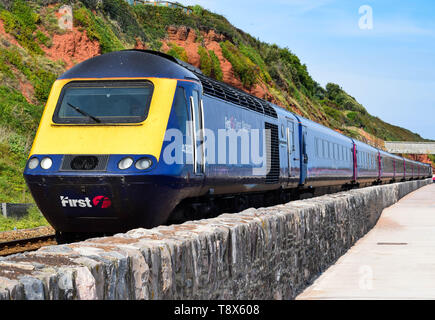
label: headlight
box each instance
[28,157,39,169]
[40,157,53,170]
[135,158,152,170]
[118,157,133,170]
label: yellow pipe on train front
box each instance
[29,77,177,161]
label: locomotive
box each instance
[23,50,432,242]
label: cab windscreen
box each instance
[53,81,154,124]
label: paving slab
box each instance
[296,183,435,300]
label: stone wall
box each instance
[0,179,431,300]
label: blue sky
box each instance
[180,0,435,140]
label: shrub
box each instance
[323,105,343,122]
[192,5,203,16]
[208,50,223,81]
[100,0,146,42]
[0,47,57,103]
[0,0,43,54]
[197,47,223,81]
[0,86,42,203]
[166,42,188,62]
[73,6,124,54]
[35,30,51,47]
[198,46,212,76]
[279,47,316,96]
[220,40,258,88]
[240,44,271,83]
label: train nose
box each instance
[24,174,183,233]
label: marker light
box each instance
[135,158,152,170]
[118,157,133,170]
[28,158,39,169]
[40,157,53,170]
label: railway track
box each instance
[0,233,56,256]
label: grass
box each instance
[0,86,42,203]
[0,206,49,232]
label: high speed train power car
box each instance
[23,50,433,242]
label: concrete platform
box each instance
[296,183,435,300]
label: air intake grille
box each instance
[60,155,109,171]
[195,73,277,119]
[265,122,280,184]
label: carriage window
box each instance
[173,87,189,135]
[328,142,334,159]
[54,81,154,124]
[191,89,204,174]
[315,138,321,158]
[322,140,328,159]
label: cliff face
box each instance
[160,25,279,107]
[0,0,432,203]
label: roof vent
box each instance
[194,72,277,118]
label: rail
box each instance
[0,234,56,256]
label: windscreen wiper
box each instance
[66,102,101,123]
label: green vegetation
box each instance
[209,50,223,81]
[73,6,125,53]
[0,206,49,231]
[197,46,223,81]
[0,46,57,102]
[166,42,188,62]
[220,40,258,88]
[239,44,271,84]
[0,0,43,54]
[0,86,42,203]
[325,83,427,141]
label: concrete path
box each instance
[296,183,435,300]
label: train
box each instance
[23,50,433,242]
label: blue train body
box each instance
[23,50,433,239]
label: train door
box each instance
[286,119,296,179]
[378,151,382,180]
[351,141,358,182]
[299,125,308,185]
[186,84,205,177]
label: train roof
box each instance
[58,49,200,81]
[58,49,278,118]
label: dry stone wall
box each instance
[0,179,431,300]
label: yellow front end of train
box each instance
[30,77,176,158]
